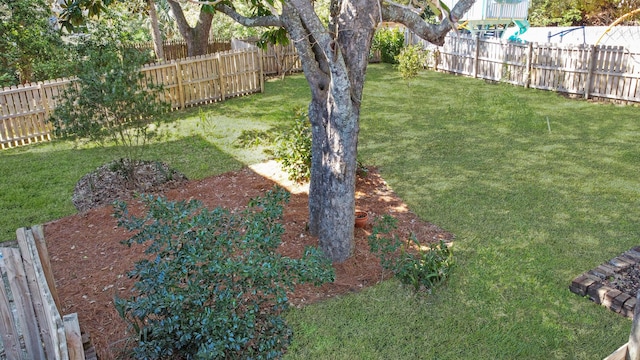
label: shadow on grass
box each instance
[0,135,244,242]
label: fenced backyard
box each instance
[1,63,639,359]
[409,33,640,103]
[0,43,300,150]
[3,33,637,150]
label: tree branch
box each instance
[381,0,476,45]
[215,4,283,27]
[280,2,329,97]
[181,0,223,5]
[166,0,192,42]
[288,0,335,62]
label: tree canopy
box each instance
[529,0,640,26]
[0,0,71,86]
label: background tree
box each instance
[61,0,217,56]
[529,0,640,26]
[0,0,72,86]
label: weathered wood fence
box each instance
[411,34,640,103]
[0,226,90,359]
[129,39,232,61]
[254,42,302,77]
[0,45,301,150]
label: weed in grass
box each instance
[368,214,454,292]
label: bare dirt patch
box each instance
[44,162,453,359]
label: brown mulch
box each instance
[44,163,453,359]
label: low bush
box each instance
[114,187,334,359]
[274,108,312,183]
[371,28,405,64]
[368,215,454,292]
[396,45,429,82]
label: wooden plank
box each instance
[17,227,67,360]
[32,225,61,314]
[3,247,47,359]
[175,60,185,109]
[604,343,628,360]
[218,53,227,101]
[64,313,85,360]
[0,249,24,360]
[584,45,598,99]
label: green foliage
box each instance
[114,187,334,359]
[48,26,169,161]
[528,0,640,26]
[371,28,405,64]
[274,108,312,183]
[396,45,428,82]
[258,27,290,49]
[368,215,454,292]
[0,0,73,86]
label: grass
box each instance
[1,64,639,358]
[0,76,310,242]
[286,66,640,359]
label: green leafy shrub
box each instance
[48,27,169,162]
[274,108,312,183]
[371,28,405,64]
[114,187,334,359]
[396,45,429,82]
[368,215,454,292]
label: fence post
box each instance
[584,45,598,100]
[217,52,227,101]
[473,35,480,78]
[524,42,534,88]
[175,60,185,109]
[39,82,50,120]
[258,49,265,93]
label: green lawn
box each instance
[286,66,640,359]
[1,63,639,358]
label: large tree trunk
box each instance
[147,0,165,60]
[167,0,214,57]
[284,0,376,262]
[306,86,359,262]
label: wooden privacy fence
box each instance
[128,39,232,61]
[141,48,264,109]
[415,34,640,103]
[0,47,274,149]
[0,226,89,359]
[258,42,302,77]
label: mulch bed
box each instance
[44,164,454,359]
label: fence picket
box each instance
[0,250,23,360]
[17,227,67,360]
[4,247,47,359]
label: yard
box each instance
[1,63,638,358]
